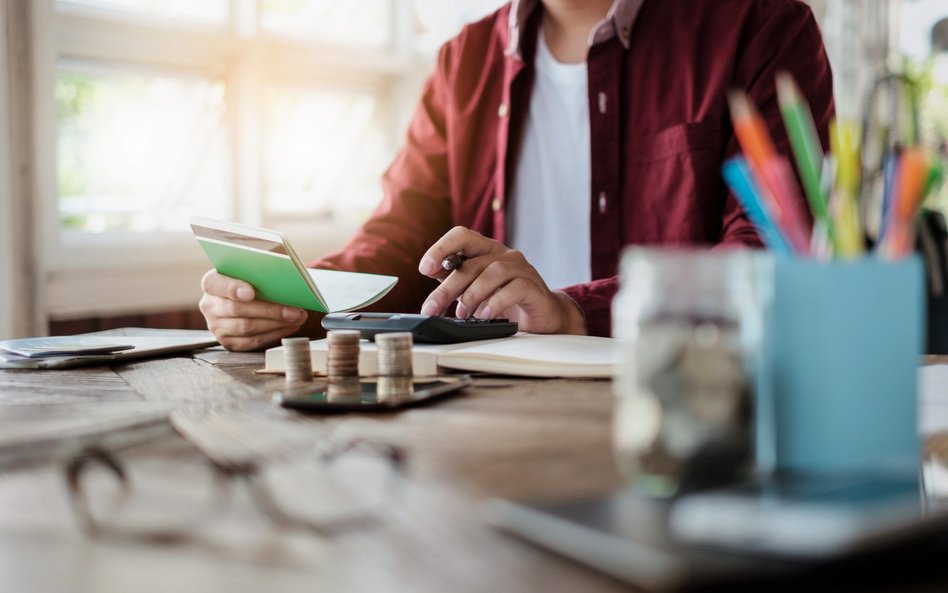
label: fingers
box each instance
[201,296,308,350]
[464,256,539,318]
[418,226,501,279]
[419,255,493,316]
[420,250,541,319]
[471,277,534,319]
[200,292,303,323]
[201,269,255,302]
[199,269,308,351]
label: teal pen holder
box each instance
[756,256,925,478]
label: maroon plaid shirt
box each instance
[314,0,834,336]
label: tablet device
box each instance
[273,374,472,414]
[668,473,933,559]
[485,473,948,591]
[0,336,135,358]
[0,328,218,369]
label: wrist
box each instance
[554,291,587,335]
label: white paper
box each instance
[307,269,398,312]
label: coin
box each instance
[326,330,362,380]
[376,332,413,378]
[327,379,362,402]
[282,337,313,383]
[377,376,413,402]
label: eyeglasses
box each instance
[64,423,406,545]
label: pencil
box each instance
[728,91,778,173]
[829,120,864,257]
[728,90,811,254]
[882,148,928,258]
[722,157,794,255]
[776,72,832,239]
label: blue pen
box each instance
[878,148,900,245]
[722,157,794,255]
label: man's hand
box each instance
[417,227,586,335]
[199,270,308,351]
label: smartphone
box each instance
[273,374,472,414]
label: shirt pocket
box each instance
[624,120,728,244]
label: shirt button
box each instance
[598,192,608,214]
[620,26,631,41]
[498,103,509,118]
[492,198,503,212]
[598,92,608,114]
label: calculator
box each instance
[321,312,518,344]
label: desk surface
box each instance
[1,349,947,593]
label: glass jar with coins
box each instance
[611,248,765,498]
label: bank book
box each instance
[190,217,398,313]
[264,333,620,378]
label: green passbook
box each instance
[189,217,398,312]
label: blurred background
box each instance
[0,0,946,338]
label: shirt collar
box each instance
[505,0,645,60]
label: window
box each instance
[31,0,506,321]
[259,0,393,48]
[56,64,231,233]
[59,0,229,24]
[263,85,389,222]
[898,0,948,62]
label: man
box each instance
[200,0,834,351]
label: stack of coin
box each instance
[327,330,361,400]
[376,332,413,400]
[282,337,313,383]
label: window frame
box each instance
[30,0,426,321]
[0,2,14,338]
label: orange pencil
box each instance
[883,148,928,258]
[728,91,779,173]
[728,90,811,254]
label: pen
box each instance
[441,253,468,272]
[776,72,832,240]
[728,90,811,255]
[878,149,900,245]
[722,157,793,255]
[757,157,812,254]
[881,148,929,259]
[923,156,945,199]
[728,91,778,172]
[829,120,864,257]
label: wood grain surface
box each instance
[0,350,633,593]
[2,351,948,593]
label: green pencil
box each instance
[776,72,833,239]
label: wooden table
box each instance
[2,349,947,593]
[0,348,634,593]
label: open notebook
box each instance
[264,333,620,378]
[190,217,398,313]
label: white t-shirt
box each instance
[509,30,591,290]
